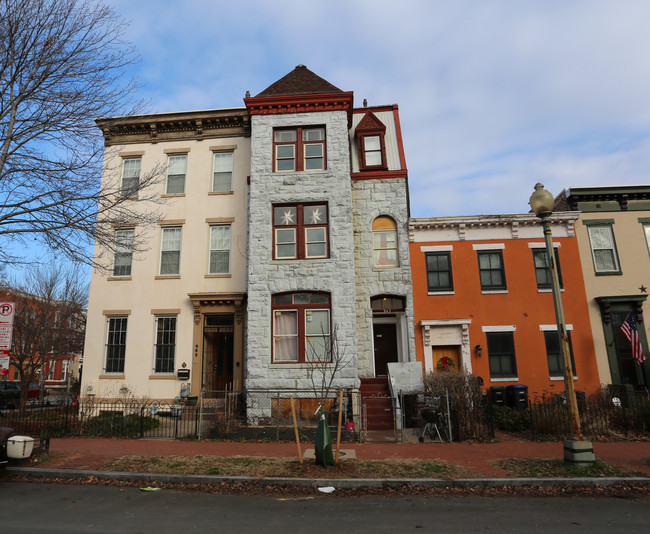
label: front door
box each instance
[610,311,647,388]
[431,345,461,372]
[373,323,398,376]
[202,315,234,393]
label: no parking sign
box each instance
[0,302,15,325]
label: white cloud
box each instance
[104,0,650,217]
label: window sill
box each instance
[205,274,232,278]
[271,258,331,263]
[271,362,333,367]
[209,191,234,196]
[148,374,176,380]
[107,276,132,282]
[155,275,181,280]
[550,376,578,381]
[594,270,622,276]
[373,264,400,270]
[162,193,186,198]
[99,374,125,380]
[490,377,518,382]
[537,288,565,293]
[481,290,508,295]
[428,291,455,296]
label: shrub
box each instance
[83,412,159,438]
[493,405,532,432]
[423,369,490,441]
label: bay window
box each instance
[273,127,325,172]
[273,203,328,260]
[272,292,331,363]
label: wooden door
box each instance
[431,345,461,372]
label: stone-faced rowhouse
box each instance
[81,67,416,424]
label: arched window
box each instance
[372,216,399,267]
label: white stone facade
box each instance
[352,178,416,377]
[245,110,360,390]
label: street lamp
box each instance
[529,183,595,465]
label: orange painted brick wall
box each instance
[410,235,601,399]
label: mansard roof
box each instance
[256,65,342,97]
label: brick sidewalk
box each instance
[37,438,650,477]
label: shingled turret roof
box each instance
[256,65,342,97]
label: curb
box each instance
[6,467,650,489]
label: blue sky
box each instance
[105,0,649,218]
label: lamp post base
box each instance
[563,439,595,466]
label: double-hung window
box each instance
[274,127,325,172]
[477,250,506,291]
[486,331,517,379]
[113,228,134,277]
[212,152,233,192]
[272,292,331,363]
[105,316,128,373]
[372,216,398,267]
[166,154,187,194]
[160,226,182,275]
[120,157,141,197]
[154,316,176,374]
[209,225,231,274]
[544,329,577,378]
[532,248,563,290]
[586,223,620,274]
[425,252,453,292]
[273,203,328,260]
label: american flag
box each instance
[620,313,646,365]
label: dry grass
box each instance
[494,458,643,478]
[100,455,476,480]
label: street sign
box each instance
[0,302,15,325]
[0,351,9,376]
[0,325,12,350]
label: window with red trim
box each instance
[355,112,387,171]
[273,127,326,172]
[272,292,331,363]
[273,203,329,260]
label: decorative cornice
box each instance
[245,91,354,127]
[96,109,250,146]
[408,212,580,240]
[351,170,407,181]
[187,292,247,325]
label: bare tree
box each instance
[306,325,352,414]
[1,265,86,409]
[0,0,163,269]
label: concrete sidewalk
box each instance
[26,437,650,478]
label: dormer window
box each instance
[356,112,387,171]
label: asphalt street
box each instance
[1,481,649,533]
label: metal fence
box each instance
[528,392,650,440]
[9,387,645,443]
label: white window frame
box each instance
[105,316,128,374]
[113,228,135,277]
[587,224,620,273]
[165,154,187,195]
[153,315,176,374]
[159,226,182,276]
[212,151,233,192]
[120,157,141,197]
[208,225,231,274]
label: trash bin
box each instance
[7,436,34,459]
[490,386,506,406]
[506,385,528,410]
